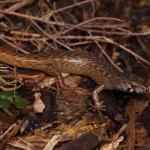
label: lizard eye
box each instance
[146,87,149,93]
[129,88,134,92]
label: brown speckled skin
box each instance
[0,49,146,93]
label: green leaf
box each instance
[13,95,28,109]
[0,97,11,109]
[0,97,13,116]
[0,91,28,115]
[0,91,14,102]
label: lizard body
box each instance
[0,49,147,94]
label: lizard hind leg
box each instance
[44,65,81,91]
[43,65,70,90]
[93,85,106,111]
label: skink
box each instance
[0,49,147,94]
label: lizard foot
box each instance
[93,85,106,111]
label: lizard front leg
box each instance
[93,85,106,111]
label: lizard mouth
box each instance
[125,80,146,94]
[129,88,134,93]
[135,87,146,94]
[130,84,146,94]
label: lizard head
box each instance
[105,78,147,94]
[126,80,147,94]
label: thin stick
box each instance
[32,21,75,51]
[0,34,47,42]
[54,35,150,66]
[88,32,123,72]
[57,17,123,36]
[54,0,93,14]
[0,37,29,54]
[103,37,150,66]
[0,10,67,26]
[0,0,34,19]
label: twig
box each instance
[111,124,128,142]
[0,37,30,54]
[82,24,128,29]
[0,10,68,26]
[42,0,94,20]
[56,17,123,36]
[55,35,150,65]
[31,21,75,51]
[54,0,93,14]
[0,0,21,4]
[82,29,132,36]
[103,37,150,66]
[54,35,106,40]
[0,0,34,19]
[84,29,150,36]
[69,41,93,46]
[127,99,136,150]
[10,30,41,37]
[0,34,47,42]
[88,32,123,72]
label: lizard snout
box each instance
[130,81,146,94]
